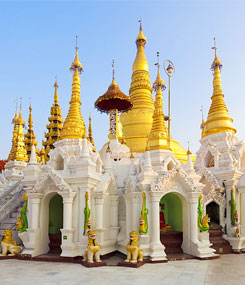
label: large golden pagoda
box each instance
[43,79,63,161]
[148,57,169,150]
[202,41,236,137]
[59,43,87,140]
[120,22,154,152]
[24,104,39,161]
[9,108,28,162]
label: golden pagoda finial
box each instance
[133,19,148,72]
[153,52,166,90]
[148,52,168,150]
[54,76,59,104]
[70,35,83,73]
[202,38,236,137]
[60,38,86,140]
[112,59,115,81]
[87,115,96,152]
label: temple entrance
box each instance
[206,201,232,254]
[48,194,63,255]
[160,193,183,255]
[206,201,220,226]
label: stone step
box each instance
[209,226,232,254]
[160,231,183,255]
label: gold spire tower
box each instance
[60,38,86,140]
[7,104,19,162]
[202,38,236,137]
[87,116,96,152]
[24,104,39,161]
[43,79,63,161]
[148,53,169,150]
[120,21,154,152]
[10,104,28,162]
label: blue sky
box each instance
[1,1,245,158]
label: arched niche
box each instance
[53,154,64,170]
[205,151,214,168]
[206,201,220,226]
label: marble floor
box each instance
[1,254,245,285]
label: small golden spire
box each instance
[202,38,236,137]
[130,152,134,159]
[60,37,86,140]
[87,115,96,152]
[24,104,39,161]
[8,102,19,162]
[187,141,192,155]
[148,52,169,150]
[106,144,111,153]
[10,102,28,162]
[43,79,63,162]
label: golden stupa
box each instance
[120,22,154,153]
[202,40,236,137]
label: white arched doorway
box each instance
[159,191,189,256]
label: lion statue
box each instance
[0,229,22,256]
[201,214,210,229]
[125,231,144,263]
[84,230,101,263]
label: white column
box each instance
[110,196,119,227]
[149,191,166,261]
[63,195,74,229]
[188,194,199,244]
[224,181,233,236]
[95,197,104,230]
[150,193,161,245]
[60,192,76,257]
[239,189,245,237]
[131,195,140,231]
[125,194,132,237]
[30,193,43,229]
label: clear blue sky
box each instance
[1,0,245,159]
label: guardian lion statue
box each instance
[84,230,101,263]
[125,231,144,263]
[0,229,22,256]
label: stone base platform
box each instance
[118,260,146,268]
[81,261,107,267]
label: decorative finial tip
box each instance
[75,35,78,51]
[112,59,115,81]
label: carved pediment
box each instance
[31,168,72,193]
[151,165,201,194]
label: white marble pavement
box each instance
[1,254,245,284]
